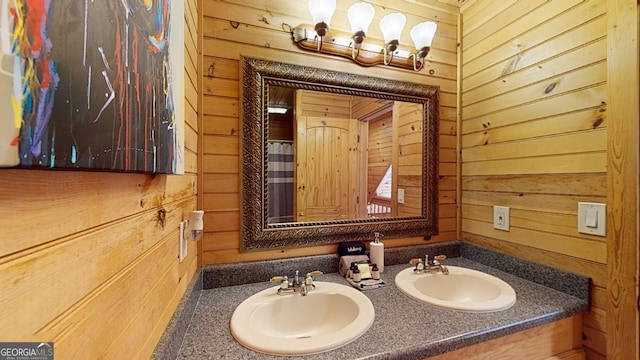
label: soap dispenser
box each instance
[370,232,384,273]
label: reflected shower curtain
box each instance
[267,141,294,223]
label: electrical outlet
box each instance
[179,220,188,263]
[493,206,510,231]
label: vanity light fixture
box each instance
[292,1,437,71]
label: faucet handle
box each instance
[410,258,425,272]
[305,270,323,284]
[303,271,323,292]
[432,254,446,265]
[270,275,290,288]
[270,276,290,290]
[409,256,431,264]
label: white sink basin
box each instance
[395,266,516,312]
[230,281,375,356]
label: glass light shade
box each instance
[308,0,337,27]
[379,13,406,44]
[410,21,438,50]
[347,2,375,35]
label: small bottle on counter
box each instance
[349,262,358,280]
[371,263,380,280]
[353,266,361,282]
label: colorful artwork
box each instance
[0,0,184,173]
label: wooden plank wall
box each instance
[604,1,639,358]
[366,112,393,202]
[459,0,608,358]
[0,1,200,358]
[351,96,392,204]
[298,90,352,119]
[201,0,460,264]
[395,102,424,216]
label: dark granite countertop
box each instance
[175,252,588,360]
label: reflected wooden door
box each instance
[296,116,361,221]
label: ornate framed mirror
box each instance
[241,56,439,251]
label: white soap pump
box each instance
[370,232,384,273]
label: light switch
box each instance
[578,202,606,236]
[398,188,405,204]
[585,209,598,228]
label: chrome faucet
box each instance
[410,255,449,275]
[270,270,323,296]
[429,255,449,275]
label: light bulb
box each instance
[308,0,337,37]
[347,2,375,42]
[410,21,438,52]
[380,13,406,48]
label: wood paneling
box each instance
[0,1,200,357]
[396,102,424,216]
[605,1,639,358]
[366,112,393,201]
[428,315,583,360]
[201,0,459,263]
[199,1,638,356]
[460,0,638,358]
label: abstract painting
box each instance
[0,0,184,174]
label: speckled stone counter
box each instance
[173,243,589,360]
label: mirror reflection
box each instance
[267,86,423,224]
[240,56,439,250]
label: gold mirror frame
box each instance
[240,56,439,251]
